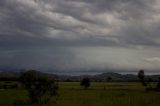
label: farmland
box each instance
[0,82,160,106]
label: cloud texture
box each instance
[1,0,160,74]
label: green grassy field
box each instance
[0,82,160,106]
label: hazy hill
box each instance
[0,70,160,82]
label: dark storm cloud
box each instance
[1,0,160,74]
[1,0,160,46]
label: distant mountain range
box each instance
[0,70,160,82]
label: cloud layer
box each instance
[1,0,160,74]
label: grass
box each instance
[0,82,160,106]
[0,89,28,106]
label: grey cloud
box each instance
[0,0,160,74]
[1,0,160,46]
[0,47,76,70]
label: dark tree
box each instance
[138,70,145,80]
[138,70,147,86]
[103,77,112,90]
[80,78,90,89]
[107,76,112,82]
[19,70,58,105]
[157,77,160,89]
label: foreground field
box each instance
[0,82,160,106]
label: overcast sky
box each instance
[0,0,160,74]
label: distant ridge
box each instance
[0,70,160,82]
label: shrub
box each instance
[19,70,58,105]
[80,78,90,89]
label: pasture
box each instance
[0,82,160,106]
